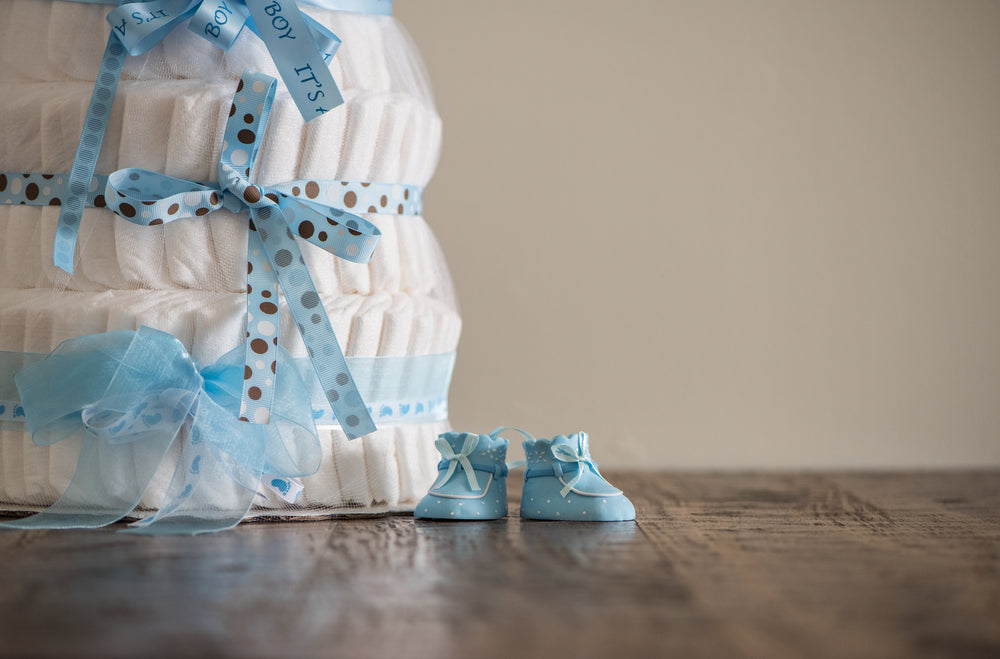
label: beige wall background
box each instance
[395,0,1000,468]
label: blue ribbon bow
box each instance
[98,71,378,437]
[0,326,321,534]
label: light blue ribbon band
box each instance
[0,326,322,534]
[50,0,389,275]
[0,350,454,428]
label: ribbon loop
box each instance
[108,0,199,55]
[244,0,344,117]
[106,0,344,118]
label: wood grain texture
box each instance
[0,471,997,659]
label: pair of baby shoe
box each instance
[414,427,635,521]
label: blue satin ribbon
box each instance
[107,0,343,114]
[83,71,376,438]
[53,0,387,273]
[0,326,322,534]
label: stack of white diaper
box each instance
[0,0,459,516]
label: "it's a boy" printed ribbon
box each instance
[95,71,378,436]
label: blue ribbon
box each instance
[0,350,455,429]
[53,0,386,273]
[0,326,321,534]
[551,439,594,498]
[58,0,393,14]
[94,71,378,438]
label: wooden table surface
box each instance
[1,471,998,659]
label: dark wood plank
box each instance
[633,471,1000,659]
[0,472,997,659]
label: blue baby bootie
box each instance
[414,429,509,520]
[521,432,635,521]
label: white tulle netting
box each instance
[0,0,459,517]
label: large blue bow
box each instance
[0,327,321,534]
[53,0,387,273]
[99,71,378,437]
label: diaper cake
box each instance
[0,0,458,532]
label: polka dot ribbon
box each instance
[103,71,381,438]
[0,172,422,217]
[51,0,392,275]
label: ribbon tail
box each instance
[244,0,344,121]
[240,228,280,424]
[559,474,578,499]
[0,424,179,530]
[189,0,250,50]
[53,30,128,273]
[302,14,341,63]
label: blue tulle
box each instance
[0,327,320,535]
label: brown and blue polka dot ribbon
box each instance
[0,71,424,440]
